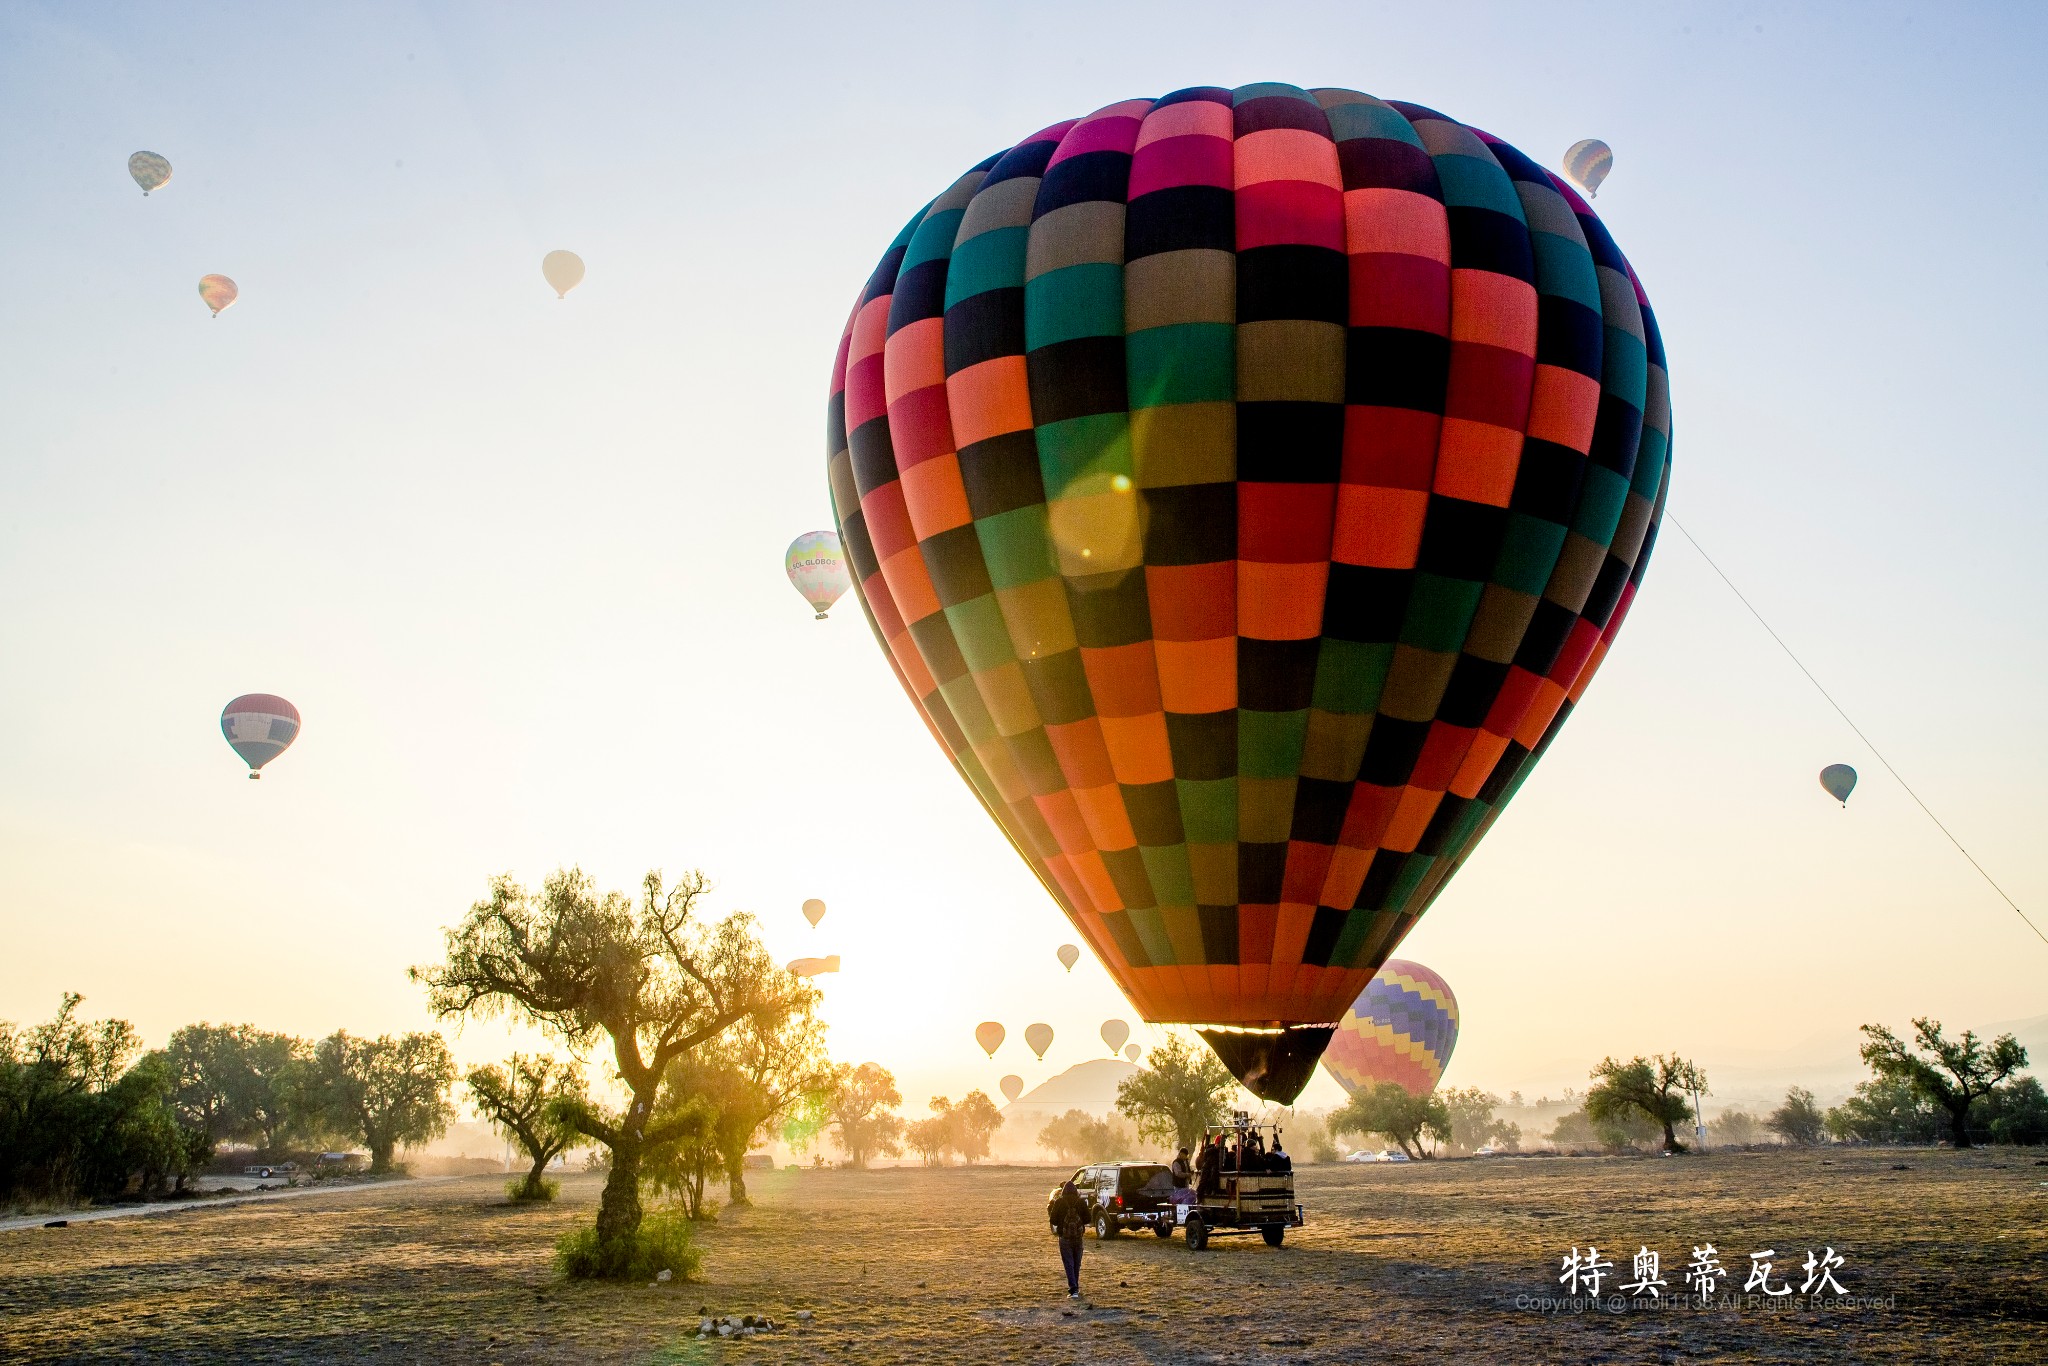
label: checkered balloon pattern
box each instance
[826,85,1669,1088]
[1323,958,1459,1096]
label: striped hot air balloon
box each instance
[1562,138,1613,198]
[826,83,1669,1103]
[1322,959,1458,1097]
[220,694,300,779]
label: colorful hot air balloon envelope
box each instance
[1322,959,1458,1097]
[1819,764,1857,805]
[542,250,585,298]
[1123,1044,1141,1063]
[1024,1023,1054,1061]
[221,694,299,778]
[802,897,827,927]
[1100,1020,1130,1056]
[198,274,237,317]
[974,1022,1006,1057]
[999,1074,1024,1103]
[827,85,1670,1103]
[786,955,841,978]
[1563,138,1613,198]
[1056,944,1080,973]
[786,531,852,620]
[128,152,171,195]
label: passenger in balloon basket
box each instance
[1048,1180,1089,1299]
[1195,1134,1222,1199]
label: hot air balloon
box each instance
[198,274,237,317]
[786,531,851,619]
[826,84,1670,1103]
[1056,944,1080,973]
[1101,1020,1130,1056]
[1024,1023,1054,1061]
[999,1074,1024,1102]
[128,152,171,195]
[1322,959,1458,1097]
[1563,139,1612,197]
[974,1022,1006,1057]
[786,955,842,978]
[221,694,299,778]
[542,250,585,298]
[802,898,827,927]
[1124,1044,1141,1063]
[1819,764,1857,806]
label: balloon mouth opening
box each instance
[1196,1024,1337,1104]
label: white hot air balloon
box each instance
[542,249,585,298]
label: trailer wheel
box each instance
[1261,1224,1286,1247]
[1185,1217,1208,1252]
[1095,1211,1119,1240]
[1153,1220,1173,1238]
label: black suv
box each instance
[1046,1162,1176,1239]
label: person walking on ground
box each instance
[1050,1179,1089,1299]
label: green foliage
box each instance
[1858,1019,2027,1149]
[1036,1109,1137,1164]
[1330,1082,1450,1159]
[1264,1109,1338,1164]
[506,1176,560,1202]
[1707,1109,1764,1146]
[466,1054,584,1199]
[1114,1033,1239,1153]
[304,1031,455,1174]
[640,1092,722,1220]
[1766,1087,1827,1145]
[1977,1076,2047,1145]
[555,1207,701,1282]
[912,1091,1003,1165]
[1438,1087,1521,1155]
[808,1062,903,1169]
[1548,1102,1661,1152]
[1585,1054,1705,1153]
[1825,1074,1941,1144]
[163,1024,308,1151]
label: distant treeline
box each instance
[0,995,455,1208]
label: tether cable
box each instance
[1668,515,2046,950]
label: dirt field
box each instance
[1,1148,2041,1363]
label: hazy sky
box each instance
[3,1,2043,1117]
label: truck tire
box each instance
[1262,1224,1286,1247]
[1095,1211,1119,1240]
[1185,1217,1208,1252]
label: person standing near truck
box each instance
[1170,1148,1192,1189]
[1050,1179,1088,1299]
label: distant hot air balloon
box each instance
[128,152,171,195]
[1123,1044,1140,1064]
[1563,138,1613,197]
[198,274,237,317]
[1100,1020,1130,1056]
[1056,944,1079,973]
[541,250,585,298]
[1024,1023,1053,1061]
[785,531,851,620]
[1819,764,1857,806]
[220,694,299,779]
[1322,960,1459,1098]
[974,1022,1006,1058]
[826,84,1670,1103]
[802,898,827,928]
[786,955,841,978]
[999,1074,1024,1103]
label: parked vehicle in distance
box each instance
[241,1161,299,1178]
[742,1153,775,1170]
[1046,1161,1176,1239]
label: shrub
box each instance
[555,1208,700,1282]
[507,1176,559,1203]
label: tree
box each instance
[1825,1074,1941,1144]
[1268,1109,1338,1164]
[1037,1109,1137,1164]
[640,1091,723,1220]
[162,1024,308,1151]
[1977,1075,2047,1145]
[927,1091,1003,1164]
[905,1114,951,1166]
[1585,1055,1706,1153]
[304,1031,454,1173]
[1438,1087,1521,1155]
[1114,1034,1238,1153]
[466,1054,586,1200]
[813,1062,903,1168]
[1766,1087,1827,1145]
[0,994,143,1202]
[414,867,812,1259]
[1330,1082,1450,1159]
[663,979,831,1206]
[1857,1019,2027,1150]
[1707,1110,1764,1146]
[1546,1102,1660,1153]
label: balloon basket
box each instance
[248,772,261,780]
[814,611,828,620]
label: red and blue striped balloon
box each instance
[1322,958,1459,1096]
[220,694,299,779]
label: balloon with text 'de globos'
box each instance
[786,531,851,620]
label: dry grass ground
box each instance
[0,1147,2041,1363]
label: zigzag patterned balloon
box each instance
[1323,958,1459,1096]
